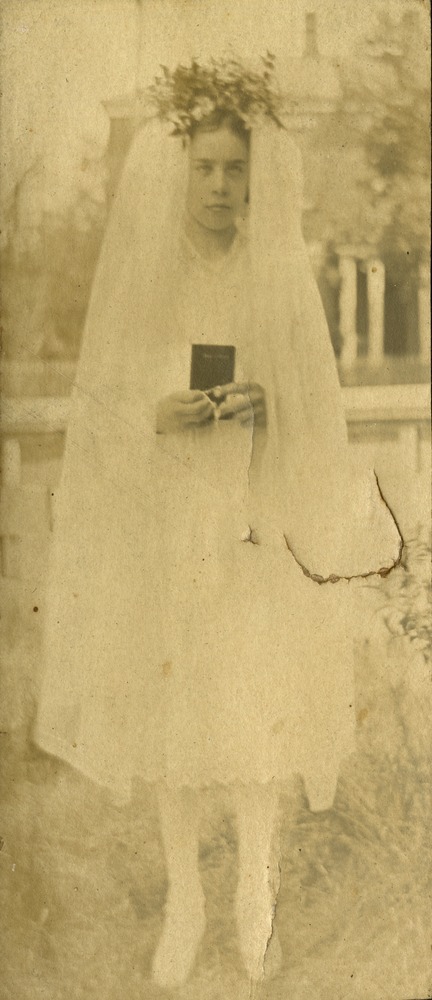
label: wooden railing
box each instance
[1,383,430,579]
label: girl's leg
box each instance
[231,783,281,981]
[152,784,206,988]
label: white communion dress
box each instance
[35,226,356,811]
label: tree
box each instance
[303,9,430,259]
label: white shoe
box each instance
[263,925,283,978]
[236,885,275,982]
[152,890,206,990]
[238,929,282,983]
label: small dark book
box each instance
[190,344,236,400]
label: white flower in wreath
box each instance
[190,98,216,122]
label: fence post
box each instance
[1,438,22,578]
[399,423,420,477]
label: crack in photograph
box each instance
[0,2,430,999]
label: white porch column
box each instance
[418,260,431,364]
[367,258,386,364]
[339,255,358,366]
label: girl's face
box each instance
[186,126,249,232]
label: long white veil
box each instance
[34,118,401,794]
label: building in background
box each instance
[300,2,430,384]
[1,0,429,385]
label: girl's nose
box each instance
[212,166,228,193]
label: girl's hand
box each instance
[216,382,267,428]
[156,390,216,434]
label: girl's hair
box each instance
[188,110,250,147]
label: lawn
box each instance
[1,548,430,1000]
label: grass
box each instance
[0,543,431,1000]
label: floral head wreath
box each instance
[146,52,285,136]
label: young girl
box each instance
[35,56,401,990]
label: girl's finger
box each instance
[219,394,252,415]
[186,414,215,427]
[181,397,215,415]
[184,403,215,423]
[174,390,208,403]
[216,381,250,397]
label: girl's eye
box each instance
[195,164,245,177]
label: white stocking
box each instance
[231,783,281,981]
[152,784,206,989]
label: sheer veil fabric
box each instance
[34,120,401,804]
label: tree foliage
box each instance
[305,10,430,257]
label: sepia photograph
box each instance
[0,2,430,998]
